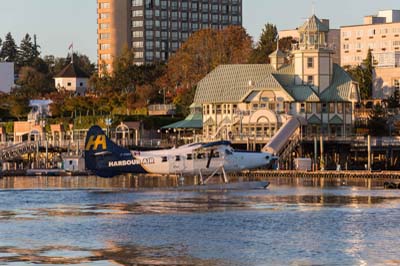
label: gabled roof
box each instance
[329,115,343,124]
[285,85,320,102]
[308,115,321,124]
[299,15,329,32]
[54,63,90,78]
[320,64,355,102]
[194,62,355,104]
[195,64,296,104]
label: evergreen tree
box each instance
[361,49,373,99]
[18,33,39,66]
[249,23,278,63]
[0,32,18,62]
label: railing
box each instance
[147,104,176,116]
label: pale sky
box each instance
[0,0,399,62]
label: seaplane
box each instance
[84,125,277,185]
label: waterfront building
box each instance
[54,62,90,96]
[340,10,400,99]
[97,0,243,72]
[194,15,360,165]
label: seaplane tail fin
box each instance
[84,125,146,178]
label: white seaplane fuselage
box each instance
[127,143,274,176]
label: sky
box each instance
[0,0,399,62]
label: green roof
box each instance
[162,112,203,129]
[320,64,355,102]
[194,63,355,104]
[329,115,343,124]
[298,15,329,32]
[308,115,321,124]
[285,85,320,102]
[195,64,284,104]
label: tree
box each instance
[160,26,252,92]
[17,66,53,96]
[361,49,373,99]
[18,33,40,66]
[0,32,18,62]
[344,49,374,100]
[249,23,278,63]
[368,103,388,136]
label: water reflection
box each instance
[1,176,400,265]
[0,244,228,266]
[0,175,393,190]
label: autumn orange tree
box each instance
[159,26,253,115]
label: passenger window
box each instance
[161,156,167,162]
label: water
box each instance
[0,177,400,265]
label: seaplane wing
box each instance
[84,125,277,179]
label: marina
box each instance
[0,175,400,265]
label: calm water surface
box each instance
[0,177,400,265]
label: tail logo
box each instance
[85,135,107,151]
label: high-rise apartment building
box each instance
[97,0,242,72]
[341,10,400,98]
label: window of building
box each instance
[329,103,335,113]
[99,23,109,29]
[300,103,305,113]
[306,103,312,113]
[132,10,143,17]
[100,43,110,50]
[67,82,72,86]
[99,2,110,9]
[316,103,321,113]
[322,103,327,113]
[307,75,313,85]
[99,13,110,19]
[100,33,110,40]
[345,103,351,113]
[132,20,143,27]
[135,51,144,58]
[307,57,313,68]
[187,154,192,160]
[145,20,153,28]
[146,41,154,49]
[132,31,143,38]
[337,102,343,114]
[132,0,143,6]
[100,54,111,60]
[161,156,167,162]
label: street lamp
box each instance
[105,118,112,137]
